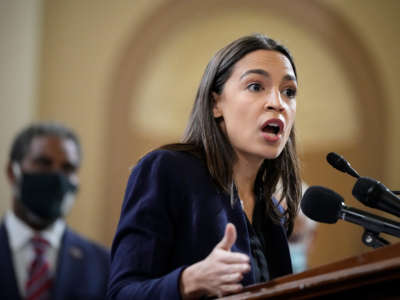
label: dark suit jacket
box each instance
[0,222,109,300]
[108,150,292,299]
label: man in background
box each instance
[0,122,109,300]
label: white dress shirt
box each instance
[4,210,65,296]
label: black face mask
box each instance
[18,172,78,221]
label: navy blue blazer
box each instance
[0,222,109,300]
[108,150,292,299]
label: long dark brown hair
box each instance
[160,34,301,234]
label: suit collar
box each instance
[4,210,66,250]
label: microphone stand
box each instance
[362,229,390,249]
[340,205,400,249]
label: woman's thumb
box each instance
[217,223,237,251]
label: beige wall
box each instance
[0,0,42,214]
[323,0,400,188]
[1,0,399,268]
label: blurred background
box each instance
[1,0,399,270]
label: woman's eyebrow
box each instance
[240,69,297,84]
[240,69,270,80]
[282,74,297,84]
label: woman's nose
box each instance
[264,90,285,112]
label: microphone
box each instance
[301,186,400,238]
[326,152,360,178]
[353,177,400,218]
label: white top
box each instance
[4,210,65,296]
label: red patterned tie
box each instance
[25,236,53,300]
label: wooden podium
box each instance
[220,242,400,299]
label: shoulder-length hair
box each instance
[161,34,301,234]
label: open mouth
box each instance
[262,119,284,136]
[263,123,280,135]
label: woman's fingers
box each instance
[180,223,252,299]
[216,283,244,297]
[217,250,250,264]
[219,272,244,284]
[221,262,250,275]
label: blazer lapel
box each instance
[263,216,292,278]
[52,228,85,300]
[0,222,22,300]
[224,198,255,285]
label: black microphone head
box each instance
[352,177,377,207]
[326,152,347,173]
[326,152,360,178]
[301,186,344,224]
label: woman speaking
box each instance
[108,33,301,299]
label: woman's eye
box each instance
[247,83,263,92]
[282,88,297,99]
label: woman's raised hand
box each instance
[180,223,251,299]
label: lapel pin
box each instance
[69,246,83,259]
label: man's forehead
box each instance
[27,135,80,164]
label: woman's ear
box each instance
[212,92,223,118]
